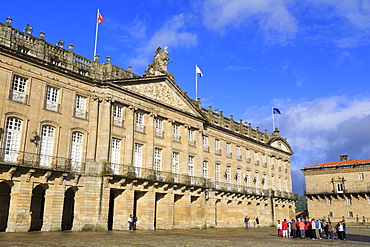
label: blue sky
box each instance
[2,0,370,195]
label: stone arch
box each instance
[29,184,46,231]
[61,187,77,230]
[0,182,11,232]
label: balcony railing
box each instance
[9,90,28,104]
[0,149,84,173]
[305,187,370,195]
[103,163,286,197]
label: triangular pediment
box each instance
[113,76,202,117]
[269,138,293,154]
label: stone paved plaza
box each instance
[0,227,369,246]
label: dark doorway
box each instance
[62,187,75,230]
[0,182,11,232]
[29,185,46,231]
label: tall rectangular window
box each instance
[135,112,144,132]
[134,143,143,175]
[236,146,241,160]
[226,143,231,157]
[70,132,84,172]
[172,152,179,182]
[347,198,352,205]
[358,173,364,181]
[203,136,209,152]
[39,125,55,167]
[188,129,195,146]
[155,118,163,137]
[328,212,333,217]
[111,138,121,174]
[45,86,59,112]
[75,95,87,119]
[254,152,259,165]
[348,211,353,217]
[262,174,267,190]
[245,149,250,163]
[10,75,27,103]
[236,168,241,190]
[226,166,231,184]
[113,105,123,127]
[215,139,221,155]
[154,148,162,172]
[215,163,220,188]
[173,124,180,142]
[245,171,250,187]
[262,154,267,167]
[188,156,194,177]
[3,117,23,163]
[202,160,208,179]
[327,198,332,205]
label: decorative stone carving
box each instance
[144,46,173,78]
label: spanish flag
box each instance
[97,12,104,23]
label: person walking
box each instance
[277,220,282,237]
[291,219,297,238]
[282,219,288,238]
[327,222,334,240]
[244,216,250,229]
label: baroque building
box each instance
[302,155,370,225]
[0,17,296,232]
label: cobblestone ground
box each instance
[0,227,369,247]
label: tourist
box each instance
[128,214,134,231]
[290,219,297,238]
[277,220,282,237]
[255,217,260,227]
[133,215,138,230]
[299,220,306,238]
[342,220,347,240]
[327,222,334,240]
[244,215,250,229]
[282,219,289,238]
[336,221,345,240]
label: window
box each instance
[215,139,221,155]
[173,124,180,142]
[262,155,267,167]
[277,177,281,191]
[75,95,87,119]
[135,112,144,132]
[236,168,241,191]
[202,160,208,179]
[254,152,259,165]
[254,173,259,192]
[236,146,241,160]
[134,143,143,175]
[347,198,352,205]
[328,212,333,217]
[203,136,209,152]
[327,198,332,205]
[245,149,250,163]
[172,152,179,182]
[226,143,231,157]
[245,171,251,187]
[262,174,267,190]
[70,132,84,172]
[10,75,27,103]
[39,125,55,167]
[188,129,195,146]
[226,166,231,184]
[111,138,121,174]
[113,105,123,127]
[155,118,163,137]
[45,86,59,112]
[3,117,23,163]
[336,183,344,193]
[154,148,162,172]
[215,163,220,188]
[188,156,194,177]
[358,173,364,181]
[111,138,121,164]
[271,175,275,190]
[348,211,353,218]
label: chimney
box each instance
[340,155,349,161]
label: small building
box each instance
[302,155,370,225]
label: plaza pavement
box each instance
[0,227,369,246]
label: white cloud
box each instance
[202,0,298,45]
[130,14,198,71]
[245,95,370,194]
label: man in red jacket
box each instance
[282,219,288,238]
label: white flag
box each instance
[196,65,203,77]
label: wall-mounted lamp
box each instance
[30,131,40,147]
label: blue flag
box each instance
[273,108,281,114]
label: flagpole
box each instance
[94,9,100,57]
[272,107,275,131]
[195,65,198,100]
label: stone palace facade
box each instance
[302,155,370,225]
[0,17,296,232]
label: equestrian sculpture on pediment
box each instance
[144,46,174,78]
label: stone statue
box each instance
[144,46,173,78]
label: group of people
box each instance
[244,216,260,229]
[128,214,138,231]
[276,218,347,240]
